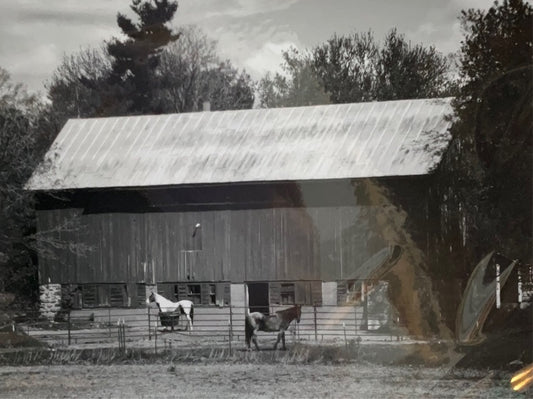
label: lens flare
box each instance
[511,363,533,392]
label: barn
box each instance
[26,98,454,334]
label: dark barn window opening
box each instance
[248,282,270,314]
[187,284,201,304]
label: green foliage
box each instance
[47,25,254,120]
[436,0,532,271]
[258,48,330,108]
[155,26,254,112]
[47,46,111,126]
[312,31,378,103]
[258,29,455,108]
[376,29,454,100]
[0,68,43,300]
[106,0,180,115]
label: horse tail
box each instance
[245,314,253,348]
[189,304,194,324]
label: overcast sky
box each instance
[0,0,498,95]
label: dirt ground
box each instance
[0,362,526,399]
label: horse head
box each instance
[295,304,302,323]
[147,291,163,312]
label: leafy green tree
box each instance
[106,0,180,115]
[376,29,454,100]
[258,48,330,108]
[46,46,111,127]
[156,26,254,112]
[312,31,378,103]
[0,68,42,299]
[258,30,455,107]
[434,0,532,279]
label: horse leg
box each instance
[185,314,193,333]
[252,328,260,351]
[273,331,282,350]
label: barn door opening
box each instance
[247,282,269,314]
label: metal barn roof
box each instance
[26,97,453,190]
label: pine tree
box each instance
[106,0,180,115]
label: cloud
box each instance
[0,0,126,93]
[204,20,303,79]
[204,0,299,18]
[244,41,297,78]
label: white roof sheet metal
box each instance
[26,97,453,190]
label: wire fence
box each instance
[13,304,409,352]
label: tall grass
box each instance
[0,340,364,367]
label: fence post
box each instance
[228,319,232,355]
[67,310,71,346]
[354,305,357,336]
[361,282,368,330]
[313,305,318,341]
[117,319,126,353]
[108,308,112,337]
[148,306,151,341]
[496,264,501,309]
[518,268,523,305]
[154,321,158,354]
[229,305,233,339]
[343,322,347,348]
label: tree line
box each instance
[0,0,531,303]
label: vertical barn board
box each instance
[165,213,180,281]
[35,211,48,284]
[109,213,118,282]
[215,282,230,306]
[295,281,308,304]
[245,209,263,281]
[313,207,341,281]
[269,282,281,305]
[99,214,108,283]
[213,211,228,281]
[260,208,276,280]
[58,209,71,283]
[273,208,286,281]
[223,210,232,281]
[286,208,317,280]
[223,282,231,305]
[132,213,145,282]
[311,281,323,306]
[337,280,347,305]
[229,210,247,282]
[85,214,100,283]
[109,213,117,281]
[136,284,146,307]
[201,283,211,305]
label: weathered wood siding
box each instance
[36,178,432,285]
[37,205,387,285]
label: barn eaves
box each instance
[26,97,454,191]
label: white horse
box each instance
[147,292,194,331]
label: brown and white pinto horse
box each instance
[245,305,301,351]
[147,292,194,332]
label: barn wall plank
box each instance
[37,199,395,286]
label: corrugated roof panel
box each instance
[26,97,454,190]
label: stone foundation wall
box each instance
[39,283,62,320]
